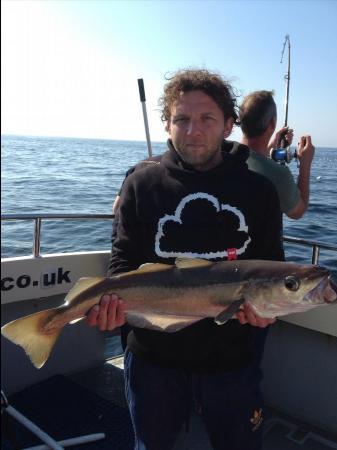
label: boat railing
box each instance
[1,213,114,258]
[1,213,337,264]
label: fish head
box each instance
[246,262,337,317]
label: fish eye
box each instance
[284,276,300,292]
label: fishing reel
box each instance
[270,128,298,165]
[270,147,297,165]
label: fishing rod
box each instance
[281,34,291,131]
[137,78,153,157]
[271,34,297,164]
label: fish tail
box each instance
[1,308,62,369]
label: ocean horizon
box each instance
[2,133,337,150]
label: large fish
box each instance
[2,258,337,369]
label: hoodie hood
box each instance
[162,139,249,179]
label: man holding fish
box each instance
[88,68,283,450]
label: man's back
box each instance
[240,90,314,219]
[246,150,300,215]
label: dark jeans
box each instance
[124,349,264,450]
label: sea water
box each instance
[1,135,336,276]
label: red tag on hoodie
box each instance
[227,248,237,260]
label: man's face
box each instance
[167,90,233,171]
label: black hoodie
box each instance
[108,140,284,372]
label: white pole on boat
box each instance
[22,433,106,450]
[4,404,64,450]
[280,34,291,148]
[138,78,153,157]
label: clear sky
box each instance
[1,0,337,147]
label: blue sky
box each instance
[2,0,337,147]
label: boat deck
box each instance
[3,356,337,450]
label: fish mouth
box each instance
[327,277,337,302]
[305,275,337,304]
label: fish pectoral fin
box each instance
[214,297,245,325]
[175,258,213,269]
[65,277,105,304]
[126,312,203,333]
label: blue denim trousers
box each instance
[124,349,264,450]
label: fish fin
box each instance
[136,263,173,273]
[126,312,203,333]
[214,297,245,325]
[65,277,104,304]
[175,258,213,269]
[113,263,172,281]
[1,308,62,368]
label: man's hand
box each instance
[86,294,126,331]
[235,303,276,328]
[268,126,294,151]
[297,135,315,166]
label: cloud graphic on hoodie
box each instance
[155,193,251,259]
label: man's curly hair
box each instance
[159,69,239,125]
